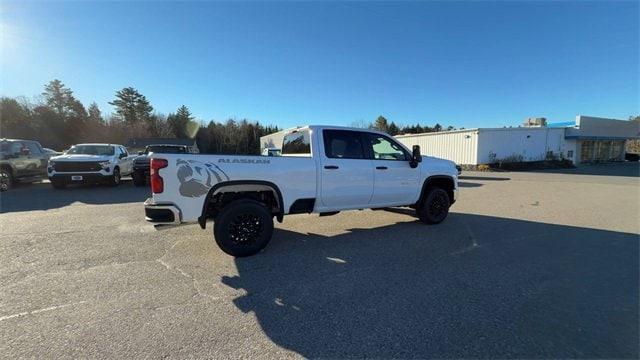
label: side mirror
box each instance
[138,151,143,155]
[21,148,31,156]
[410,145,422,168]
[119,153,127,159]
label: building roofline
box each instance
[395,128,480,137]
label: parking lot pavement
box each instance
[1,164,638,358]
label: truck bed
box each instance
[151,154,317,222]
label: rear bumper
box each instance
[144,198,181,225]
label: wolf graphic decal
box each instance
[176,159,230,197]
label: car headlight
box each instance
[48,160,56,166]
[98,161,111,169]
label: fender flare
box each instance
[198,180,284,229]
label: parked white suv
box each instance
[144,126,459,256]
[48,143,134,188]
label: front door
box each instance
[22,141,47,176]
[320,129,374,209]
[365,133,420,205]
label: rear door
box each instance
[319,129,374,209]
[365,133,420,206]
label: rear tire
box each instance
[132,171,146,187]
[213,199,274,257]
[417,187,450,224]
[108,167,121,187]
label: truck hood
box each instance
[421,156,458,175]
[134,154,150,165]
[50,154,113,162]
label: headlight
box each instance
[98,161,111,169]
[48,160,56,166]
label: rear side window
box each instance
[282,129,311,156]
[323,130,366,159]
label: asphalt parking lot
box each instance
[1,163,638,358]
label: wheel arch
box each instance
[198,180,284,229]
[418,175,456,205]
[0,163,15,177]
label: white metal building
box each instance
[395,116,639,165]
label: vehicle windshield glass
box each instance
[147,146,187,154]
[67,145,115,156]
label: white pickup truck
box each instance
[48,143,135,188]
[145,126,459,257]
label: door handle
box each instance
[324,165,339,170]
[376,166,388,170]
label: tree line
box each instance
[0,79,279,154]
[1,79,459,154]
[354,116,457,136]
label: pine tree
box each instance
[42,79,74,116]
[167,105,193,138]
[109,87,153,123]
[388,121,400,135]
[373,116,389,133]
[87,102,104,124]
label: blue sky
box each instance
[1,1,638,129]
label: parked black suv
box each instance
[0,139,49,190]
[132,144,194,186]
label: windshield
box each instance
[146,145,187,154]
[67,145,115,156]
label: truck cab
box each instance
[145,126,459,256]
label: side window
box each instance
[120,146,128,157]
[323,130,365,159]
[367,134,409,161]
[10,142,23,155]
[282,129,311,156]
[24,142,42,154]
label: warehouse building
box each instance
[395,116,639,165]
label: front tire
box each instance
[213,199,274,257]
[108,167,121,187]
[50,179,66,189]
[0,168,12,191]
[417,187,450,224]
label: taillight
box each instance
[150,158,168,193]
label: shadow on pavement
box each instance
[0,180,150,213]
[222,213,639,358]
[527,162,639,177]
[458,181,483,188]
[459,175,511,181]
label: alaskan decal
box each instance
[176,159,230,198]
[218,158,270,164]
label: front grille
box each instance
[54,161,101,172]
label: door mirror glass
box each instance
[410,145,422,168]
[21,148,31,156]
